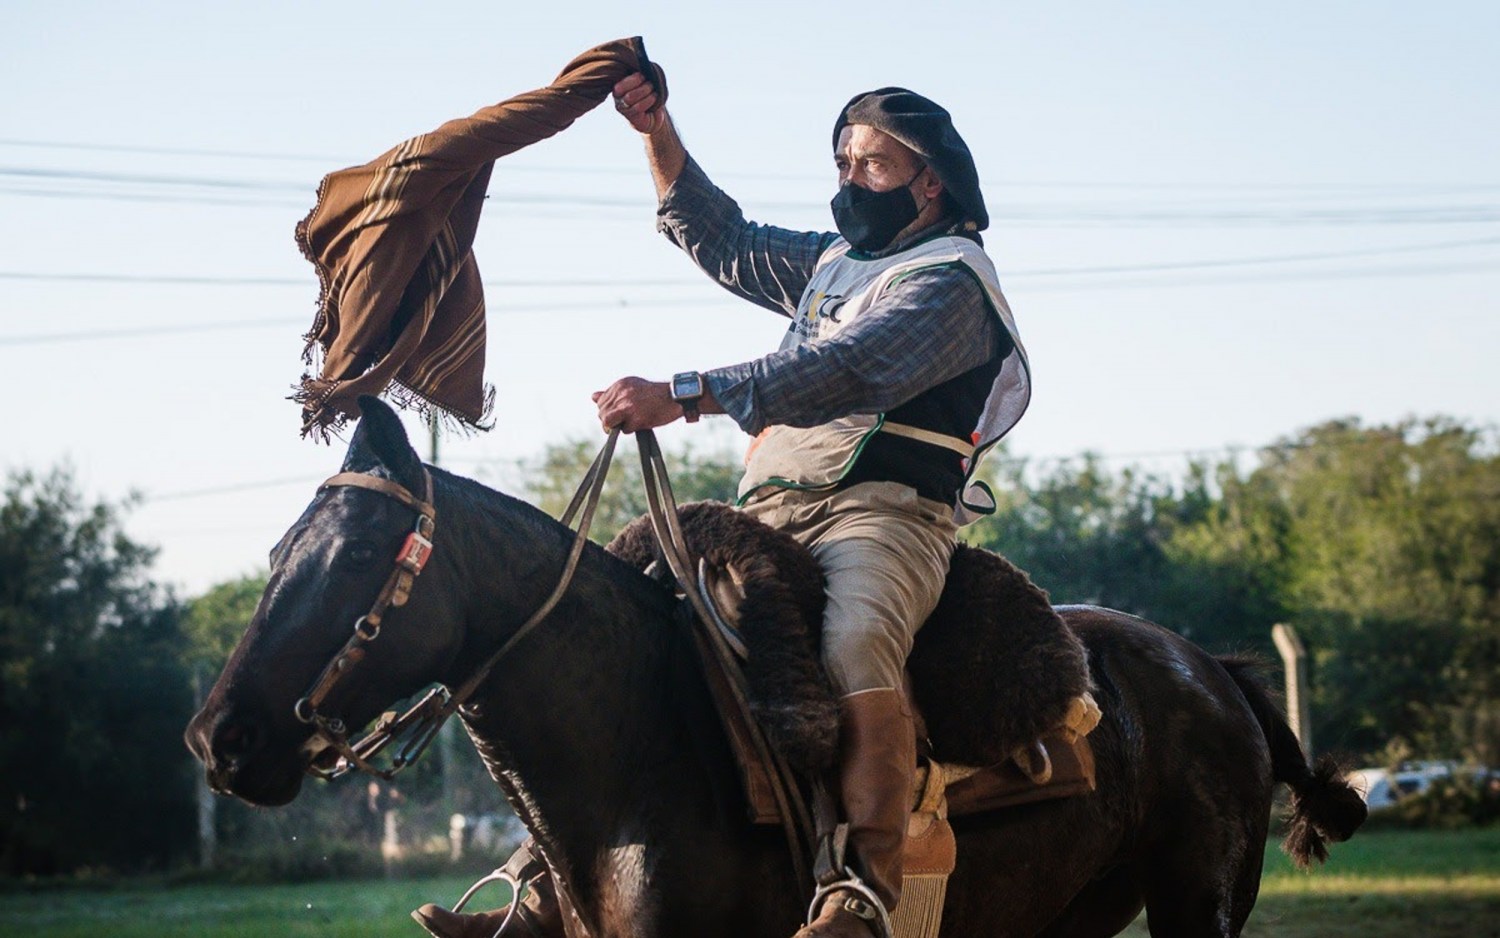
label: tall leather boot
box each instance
[795,688,915,938]
[412,839,564,938]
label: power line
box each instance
[1015,236,1500,277]
[0,165,662,208]
[0,185,659,226]
[150,475,326,503]
[0,272,309,287]
[998,204,1500,227]
[4,254,1496,348]
[6,137,1500,194]
[0,165,306,193]
[0,185,309,209]
[0,172,655,210]
[0,270,704,287]
[0,317,307,346]
[1020,258,1498,293]
[4,235,1496,290]
[0,137,679,178]
[0,137,348,164]
[6,179,1497,225]
[6,163,1500,226]
[0,298,746,346]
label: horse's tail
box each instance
[1218,655,1368,868]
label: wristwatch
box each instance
[670,371,705,423]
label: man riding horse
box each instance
[418,66,1029,938]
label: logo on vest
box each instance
[793,291,849,340]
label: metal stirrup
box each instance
[447,842,549,938]
[447,869,523,938]
[807,872,894,938]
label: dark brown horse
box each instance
[186,399,1365,937]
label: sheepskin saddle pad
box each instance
[606,501,1096,778]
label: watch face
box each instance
[672,373,702,399]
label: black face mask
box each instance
[830,166,926,253]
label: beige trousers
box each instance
[740,481,958,695]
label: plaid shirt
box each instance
[657,157,1003,436]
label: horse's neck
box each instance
[442,477,685,885]
[463,552,678,795]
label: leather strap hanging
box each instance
[635,430,816,904]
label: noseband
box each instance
[294,431,619,781]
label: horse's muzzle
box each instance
[185,704,303,805]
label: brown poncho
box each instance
[294,37,664,438]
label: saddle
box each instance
[607,502,1101,824]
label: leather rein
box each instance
[294,430,619,780]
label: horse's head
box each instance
[186,398,466,806]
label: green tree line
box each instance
[2,415,1495,876]
[974,417,1498,764]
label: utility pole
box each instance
[1271,623,1313,759]
[429,413,459,815]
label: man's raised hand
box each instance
[612,72,665,134]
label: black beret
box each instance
[833,87,987,232]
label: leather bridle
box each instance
[293,467,443,779]
[290,427,818,913]
[294,430,619,781]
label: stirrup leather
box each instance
[807,873,894,938]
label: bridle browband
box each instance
[294,430,619,781]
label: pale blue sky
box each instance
[2,1,1497,593]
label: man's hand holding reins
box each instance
[592,376,720,434]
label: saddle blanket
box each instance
[607,502,1103,823]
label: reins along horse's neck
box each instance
[188,399,1365,938]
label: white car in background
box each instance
[1349,761,1457,809]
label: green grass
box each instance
[2,829,1497,937]
[0,874,503,938]
[1122,828,1500,937]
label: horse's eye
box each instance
[341,541,379,570]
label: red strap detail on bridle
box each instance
[397,530,434,574]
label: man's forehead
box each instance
[835,124,916,160]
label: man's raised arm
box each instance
[611,71,835,318]
[613,72,686,199]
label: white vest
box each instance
[739,235,1031,525]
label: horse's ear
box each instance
[342,396,426,494]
